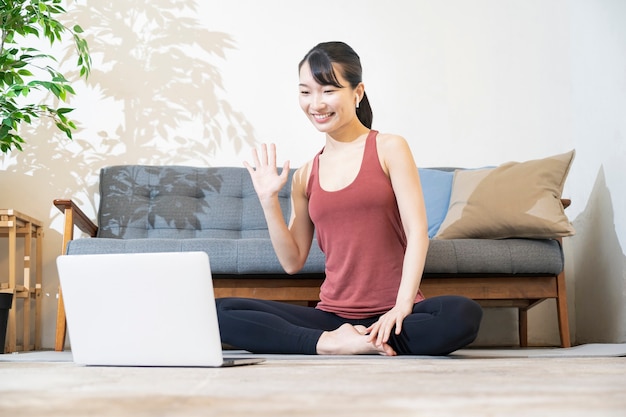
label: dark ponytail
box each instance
[356,92,373,129]
[299,41,373,129]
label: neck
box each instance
[325,122,370,146]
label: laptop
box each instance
[56,251,264,367]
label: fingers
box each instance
[369,313,404,347]
[243,148,261,173]
[258,143,277,167]
[281,160,291,178]
[267,143,276,167]
[365,323,379,343]
[253,146,262,168]
[377,322,393,347]
[364,323,396,356]
[367,321,391,347]
[244,144,281,171]
[260,143,269,166]
[395,318,403,335]
[243,160,256,177]
[372,316,391,347]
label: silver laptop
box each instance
[56,251,264,367]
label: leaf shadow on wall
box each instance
[1,0,257,224]
[70,0,257,162]
[570,166,626,343]
[97,166,224,239]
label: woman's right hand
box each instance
[243,143,291,205]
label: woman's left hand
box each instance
[366,302,413,350]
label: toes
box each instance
[353,325,368,335]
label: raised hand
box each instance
[243,143,291,205]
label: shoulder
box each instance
[295,159,314,181]
[291,159,314,195]
[374,132,416,173]
[375,132,410,152]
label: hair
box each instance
[298,41,373,129]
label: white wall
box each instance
[1,0,624,349]
[567,0,626,343]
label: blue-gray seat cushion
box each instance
[66,237,563,276]
[424,238,563,275]
[66,237,325,274]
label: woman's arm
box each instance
[367,134,430,347]
[244,144,315,274]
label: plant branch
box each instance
[0,0,91,154]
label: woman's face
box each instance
[298,61,361,134]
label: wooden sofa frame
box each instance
[53,198,572,351]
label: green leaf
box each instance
[56,107,74,115]
[55,122,73,139]
[22,26,40,36]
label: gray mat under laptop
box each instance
[2,343,625,363]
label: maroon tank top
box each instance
[307,130,423,319]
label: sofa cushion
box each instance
[73,164,566,278]
[424,238,564,275]
[66,236,562,276]
[97,166,292,239]
[66,238,326,275]
[435,150,576,239]
[418,168,454,238]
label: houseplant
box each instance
[0,0,91,154]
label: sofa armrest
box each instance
[561,199,571,209]
[53,199,98,253]
[53,199,98,352]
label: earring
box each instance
[356,95,360,109]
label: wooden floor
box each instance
[1,351,625,416]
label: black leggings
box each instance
[216,296,483,355]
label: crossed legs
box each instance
[216,295,482,356]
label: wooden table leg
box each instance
[23,221,32,351]
[35,227,43,350]
[6,214,17,353]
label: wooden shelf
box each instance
[1,209,44,353]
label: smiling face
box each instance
[298,60,364,136]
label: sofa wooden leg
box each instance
[54,288,67,351]
[518,308,528,347]
[556,272,571,348]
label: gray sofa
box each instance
[54,165,571,350]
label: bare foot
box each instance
[316,323,396,356]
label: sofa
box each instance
[54,150,576,351]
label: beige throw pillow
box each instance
[434,150,576,239]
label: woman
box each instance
[216,41,482,355]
